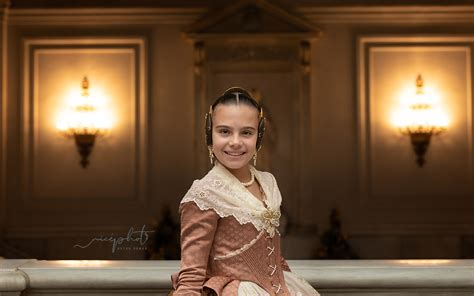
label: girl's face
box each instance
[211,103,259,174]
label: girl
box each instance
[171,87,319,295]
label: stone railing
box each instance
[0,259,473,295]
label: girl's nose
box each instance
[229,135,242,146]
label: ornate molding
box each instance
[8,7,204,25]
[183,0,320,37]
[299,5,474,23]
[6,5,474,26]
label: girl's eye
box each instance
[242,130,254,136]
[218,129,230,135]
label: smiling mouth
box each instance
[225,151,246,156]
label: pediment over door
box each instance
[183,0,321,42]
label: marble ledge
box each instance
[1,259,473,292]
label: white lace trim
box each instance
[213,230,265,261]
[181,162,282,237]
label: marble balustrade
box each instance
[0,259,473,295]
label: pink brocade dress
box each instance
[173,202,320,296]
[172,163,320,296]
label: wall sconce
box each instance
[56,77,113,168]
[393,75,449,167]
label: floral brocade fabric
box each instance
[172,163,319,296]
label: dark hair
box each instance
[210,87,261,114]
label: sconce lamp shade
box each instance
[56,77,112,168]
[393,75,448,167]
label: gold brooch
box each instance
[261,209,281,228]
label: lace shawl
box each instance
[180,162,282,237]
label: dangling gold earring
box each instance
[208,147,214,165]
[253,153,257,166]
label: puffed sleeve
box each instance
[173,201,219,296]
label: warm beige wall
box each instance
[306,22,474,259]
[309,24,356,227]
[149,25,195,219]
[2,5,474,260]
[3,22,195,259]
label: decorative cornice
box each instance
[8,7,205,25]
[6,5,474,26]
[183,0,319,34]
[184,33,320,43]
[182,0,321,42]
[298,5,474,23]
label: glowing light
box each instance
[391,75,449,167]
[56,77,114,136]
[55,77,114,168]
[392,75,449,135]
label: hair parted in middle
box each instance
[205,87,266,151]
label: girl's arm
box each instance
[173,201,219,296]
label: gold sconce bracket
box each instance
[74,134,96,168]
[409,132,432,167]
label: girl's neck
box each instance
[220,163,252,184]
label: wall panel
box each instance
[9,38,148,235]
[357,36,474,234]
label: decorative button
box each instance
[268,264,277,276]
[267,246,275,256]
[272,283,282,293]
